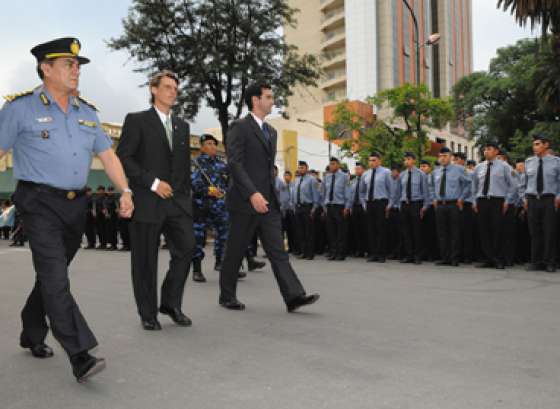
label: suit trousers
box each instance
[294,204,315,258]
[349,204,367,256]
[220,206,306,304]
[129,200,195,320]
[366,199,388,258]
[435,202,461,263]
[15,183,97,357]
[527,196,557,266]
[476,197,505,265]
[326,204,347,257]
[400,201,423,260]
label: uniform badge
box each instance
[70,40,80,56]
[39,93,50,106]
[78,119,97,128]
[41,130,50,139]
[66,191,76,200]
[36,116,53,123]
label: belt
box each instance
[367,198,389,203]
[326,203,344,207]
[477,196,504,201]
[526,193,555,200]
[401,200,422,205]
[296,203,313,208]
[18,181,86,200]
[437,200,458,205]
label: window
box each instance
[458,143,462,153]
[451,141,455,152]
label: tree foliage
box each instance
[108,0,321,143]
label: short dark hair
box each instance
[37,59,53,80]
[244,82,272,111]
[355,163,365,168]
[149,70,179,104]
[369,152,381,159]
[284,170,292,176]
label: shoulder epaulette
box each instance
[3,89,34,103]
[78,96,98,111]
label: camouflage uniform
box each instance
[191,152,229,262]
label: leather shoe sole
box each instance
[287,293,320,313]
[159,307,192,327]
[76,357,106,383]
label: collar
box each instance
[154,105,172,125]
[250,112,264,129]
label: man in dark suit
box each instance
[117,70,195,330]
[219,82,319,312]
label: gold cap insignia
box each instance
[66,191,77,200]
[70,40,80,56]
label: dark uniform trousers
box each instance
[422,205,439,261]
[119,217,131,248]
[326,204,347,257]
[366,199,388,258]
[281,209,297,253]
[129,200,195,320]
[435,201,461,263]
[460,202,475,262]
[294,203,315,258]
[14,183,97,357]
[502,205,517,266]
[476,197,505,265]
[85,209,96,247]
[515,207,530,264]
[400,201,424,261]
[314,206,327,254]
[527,195,557,266]
[349,204,367,256]
[220,205,305,303]
[387,208,403,259]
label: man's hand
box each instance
[250,192,269,214]
[420,207,425,220]
[457,199,464,211]
[156,181,174,199]
[502,202,509,215]
[343,208,351,218]
[119,192,134,218]
[432,200,438,209]
[523,199,529,211]
[472,203,478,214]
[385,206,390,219]
[555,198,560,210]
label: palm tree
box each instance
[497,0,560,36]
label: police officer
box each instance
[347,163,367,257]
[387,165,403,259]
[280,170,297,254]
[394,152,430,264]
[323,157,350,261]
[360,152,393,262]
[292,161,321,260]
[0,37,133,382]
[419,160,439,261]
[191,134,229,282]
[432,147,470,266]
[514,158,530,264]
[472,141,515,269]
[521,135,560,272]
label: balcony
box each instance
[322,50,346,70]
[321,29,346,51]
[321,74,347,90]
[320,7,344,31]
[320,0,344,12]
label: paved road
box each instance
[1,240,559,409]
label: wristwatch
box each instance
[123,188,133,195]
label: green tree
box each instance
[498,0,560,36]
[108,0,321,144]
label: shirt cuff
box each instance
[151,178,160,192]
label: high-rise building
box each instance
[270,0,476,164]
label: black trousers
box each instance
[387,208,403,259]
[349,204,367,256]
[435,202,461,263]
[366,199,389,258]
[515,207,530,263]
[14,183,97,357]
[85,213,96,246]
[477,197,505,265]
[400,201,423,260]
[295,204,315,258]
[219,206,306,304]
[95,215,106,247]
[460,202,475,262]
[502,206,517,266]
[527,196,557,266]
[314,207,327,254]
[326,204,347,257]
[281,210,297,253]
[422,206,439,260]
[106,214,118,247]
[119,217,131,248]
[129,201,195,320]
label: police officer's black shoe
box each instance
[327,255,337,261]
[476,262,494,268]
[450,261,459,267]
[526,263,541,271]
[436,260,451,266]
[238,271,247,279]
[367,256,378,262]
[159,306,192,327]
[413,258,422,265]
[192,259,206,282]
[214,258,222,272]
[141,319,162,330]
[287,293,320,313]
[219,298,246,310]
[247,256,266,271]
[71,352,106,383]
[495,262,505,269]
[400,258,414,264]
[546,265,557,273]
[20,335,54,358]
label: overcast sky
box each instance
[0,0,537,132]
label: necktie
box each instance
[353,176,361,205]
[297,176,303,205]
[439,167,447,198]
[262,123,270,143]
[406,170,412,201]
[537,158,544,194]
[329,173,336,202]
[165,115,173,150]
[368,169,376,201]
[482,161,493,197]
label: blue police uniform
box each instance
[0,83,111,359]
[191,152,229,263]
[292,173,321,259]
[323,170,350,259]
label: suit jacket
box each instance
[116,107,192,223]
[225,114,279,214]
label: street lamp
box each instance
[401,0,441,85]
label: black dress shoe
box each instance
[214,259,222,272]
[327,255,337,261]
[495,262,505,270]
[546,265,557,273]
[436,260,451,266]
[237,271,247,279]
[287,293,320,313]
[335,255,346,261]
[304,256,315,260]
[450,261,459,267]
[219,299,246,310]
[526,263,541,271]
[159,306,192,327]
[367,256,378,262]
[413,258,422,265]
[400,258,413,264]
[476,262,494,268]
[377,257,386,263]
[141,319,162,331]
[20,337,54,358]
[247,257,266,271]
[71,352,106,383]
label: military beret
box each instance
[31,37,90,64]
[454,152,466,160]
[466,160,476,166]
[420,160,431,166]
[532,134,550,143]
[439,147,451,154]
[484,141,500,149]
[403,151,416,159]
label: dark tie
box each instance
[297,176,303,205]
[439,167,447,198]
[368,169,376,201]
[262,123,270,143]
[406,170,412,201]
[482,161,493,197]
[353,176,361,205]
[329,173,336,202]
[537,158,544,194]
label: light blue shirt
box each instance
[347,175,364,208]
[0,86,112,190]
[521,155,560,200]
[472,159,516,204]
[394,167,431,208]
[291,173,321,210]
[431,164,470,201]
[276,177,292,212]
[359,166,393,206]
[323,170,350,207]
